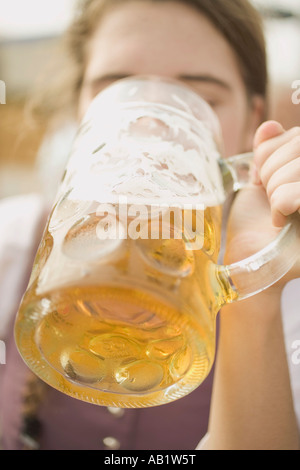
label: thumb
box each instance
[253,120,285,149]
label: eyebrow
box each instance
[177,74,232,91]
[88,73,232,91]
[88,73,133,87]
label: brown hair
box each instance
[32,0,267,123]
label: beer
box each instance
[15,202,234,408]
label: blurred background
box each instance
[0,0,300,200]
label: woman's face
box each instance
[78,0,265,157]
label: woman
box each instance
[0,0,299,450]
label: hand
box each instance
[225,121,300,284]
[253,121,300,228]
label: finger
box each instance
[260,137,300,189]
[266,157,300,200]
[252,121,285,185]
[270,182,300,227]
[253,120,285,149]
[254,126,300,170]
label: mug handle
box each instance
[216,153,300,302]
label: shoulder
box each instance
[0,194,46,338]
[281,279,300,431]
[0,194,45,245]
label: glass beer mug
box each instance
[15,76,300,408]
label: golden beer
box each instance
[15,204,232,408]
